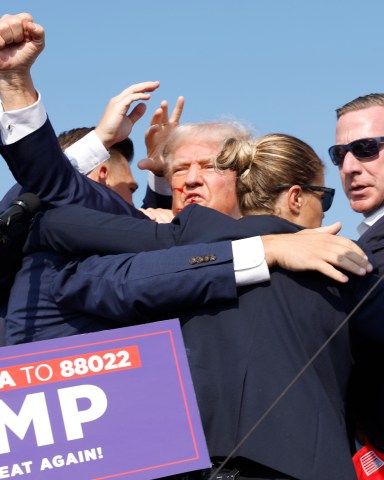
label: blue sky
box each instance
[1,0,383,239]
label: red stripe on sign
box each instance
[0,346,141,391]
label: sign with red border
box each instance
[0,319,210,479]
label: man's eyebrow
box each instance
[173,156,216,165]
[199,157,216,164]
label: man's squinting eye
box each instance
[172,165,189,174]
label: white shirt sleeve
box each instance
[64,130,110,175]
[147,171,172,196]
[232,236,270,286]
[0,91,109,174]
[0,92,47,144]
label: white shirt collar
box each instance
[357,205,384,236]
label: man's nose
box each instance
[185,164,202,186]
[340,151,363,175]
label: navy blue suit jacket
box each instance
[348,216,384,452]
[359,216,384,276]
[6,238,238,344]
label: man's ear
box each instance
[88,164,109,186]
[98,164,108,183]
[286,185,303,216]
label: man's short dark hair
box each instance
[58,127,134,162]
[336,93,384,119]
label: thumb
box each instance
[137,157,154,171]
[313,221,343,235]
[137,157,165,176]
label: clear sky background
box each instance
[0,0,382,239]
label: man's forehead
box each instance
[336,106,384,142]
[172,141,221,162]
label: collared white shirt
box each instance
[357,205,384,237]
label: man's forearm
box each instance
[0,72,37,111]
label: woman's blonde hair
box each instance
[215,133,324,216]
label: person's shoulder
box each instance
[361,216,384,244]
[239,214,302,234]
[175,204,235,222]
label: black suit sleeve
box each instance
[26,204,297,257]
[52,241,237,322]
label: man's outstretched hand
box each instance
[262,222,373,283]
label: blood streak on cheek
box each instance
[173,187,185,212]
[173,187,191,211]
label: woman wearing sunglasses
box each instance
[215,133,334,229]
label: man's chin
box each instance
[350,199,381,216]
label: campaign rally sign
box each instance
[0,319,210,479]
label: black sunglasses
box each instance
[328,137,384,166]
[275,184,335,212]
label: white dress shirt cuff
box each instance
[232,236,270,286]
[147,171,172,196]
[0,91,47,144]
[65,130,110,174]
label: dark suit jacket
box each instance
[359,216,384,276]
[348,216,384,452]
[27,203,384,479]
[6,239,238,344]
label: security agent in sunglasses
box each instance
[331,94,384,455]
